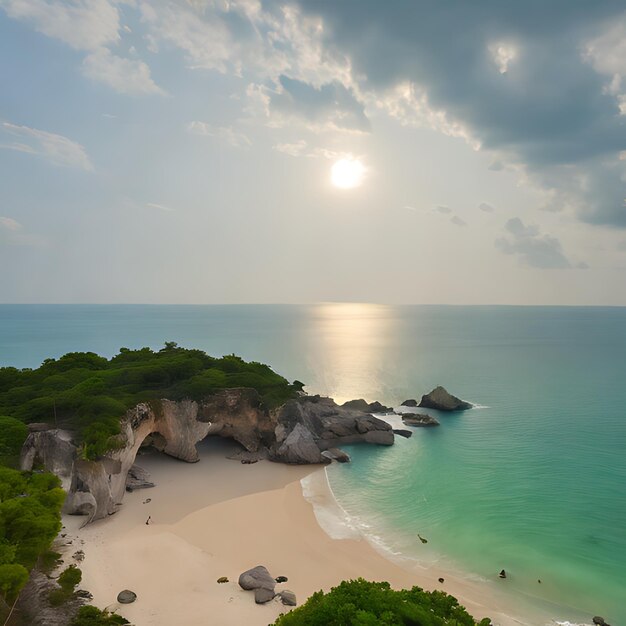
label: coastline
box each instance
[60,437,553,626]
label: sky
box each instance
[1,0,626,305]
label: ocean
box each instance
[1,303,624,625]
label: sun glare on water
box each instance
[331,158,366,189]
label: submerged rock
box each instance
[401,414,440,427]
[419,386,472,411]
[321,448,351,463]
[117,590,137,604]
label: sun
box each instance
[331,158,366,189]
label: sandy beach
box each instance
[62,438,532,626]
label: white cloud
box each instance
[0,0,120,50]
[479,202,495,212]
[0,216,22,231]
[450,215,467,227]
[488,42,517,74]
[146,202,174,212]
[1,122,93,170]
[82,48,164,95]
[272,140,341,160]
[187,122,251,148]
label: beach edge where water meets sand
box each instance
[59,438,541,626]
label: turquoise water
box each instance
[1,304,624,624]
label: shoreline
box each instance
[61,438,577,626]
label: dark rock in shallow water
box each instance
[419,386,472,411]
[392,429,412,438]
[401,414,440,427]
[499,570,507,579]
[279,590,297,606]
[117,590,137,604]
[593,617,611,626]
[321,448,351,463]
[401,399,418,407]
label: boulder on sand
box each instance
[238,565,276,592]
[254,588,275,604]
[117,590,137,604]
[418,386,472,411]
[279,590,297,606]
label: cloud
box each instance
[0,0,120,50]
[187,122,251,148]
[146,202,174,212]
[1,122,93,170]
[434,205,451,214]
[293,1,626,226]
[495,217,575,269]
[451,215,467,227]
[0,216,21,231]
[479,202,495,212]
[82,48,164,95]
[260,75,370,133]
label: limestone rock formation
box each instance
[125,464,155,492]
[418,386,472,411]
[401,414,440,427]
[21,390,394,524]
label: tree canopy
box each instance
[0,343,301,459]
[272,579,492,626]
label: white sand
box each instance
[62,439,533,626]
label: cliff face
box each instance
[20,389,393,524]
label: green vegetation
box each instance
[48,564,82,606]
[0,343,301,459]
[273,579,491,626]
[0,466,64,615]
[70,606,130,625]
[0,416,29,468]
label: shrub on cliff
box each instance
[0,416,28,467]
[0,344,302,459]
[70,606,130,625]
[273,578,491,626]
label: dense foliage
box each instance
[0,467,64,607]
[273,579,491,626]
[70,606,130,625]
[48,564,82,606]
[0,343,300,459]
[0,416,28,468]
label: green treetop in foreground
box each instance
[0,343,301,459]
[273,579,492,626]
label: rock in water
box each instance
[321,448,351,463]
[392,429,413,438]
[499,570,507,579]
[418,534,428,544]
[279,590,297,606]
[401,399,418,407]
[401,414,440,427]
[593,617,611,626]
[117,590,137,604]
[254,588,276,604]
[418,386,472,411]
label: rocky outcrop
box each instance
[392,429,413,438]
[125,464,155,492]
[21,390,394,524]
[321,447,351,463]
[400,399,418,407]
[279,590,297,606]
[401,414,440,427]
[418,386,472,411]
[238,565,276,604]
[342,399,392,413]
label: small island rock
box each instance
[401,399,418,407]
[117,590,137,604]
[401,414,440,427]
[419,386,472,411]
[593,617,611,626]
